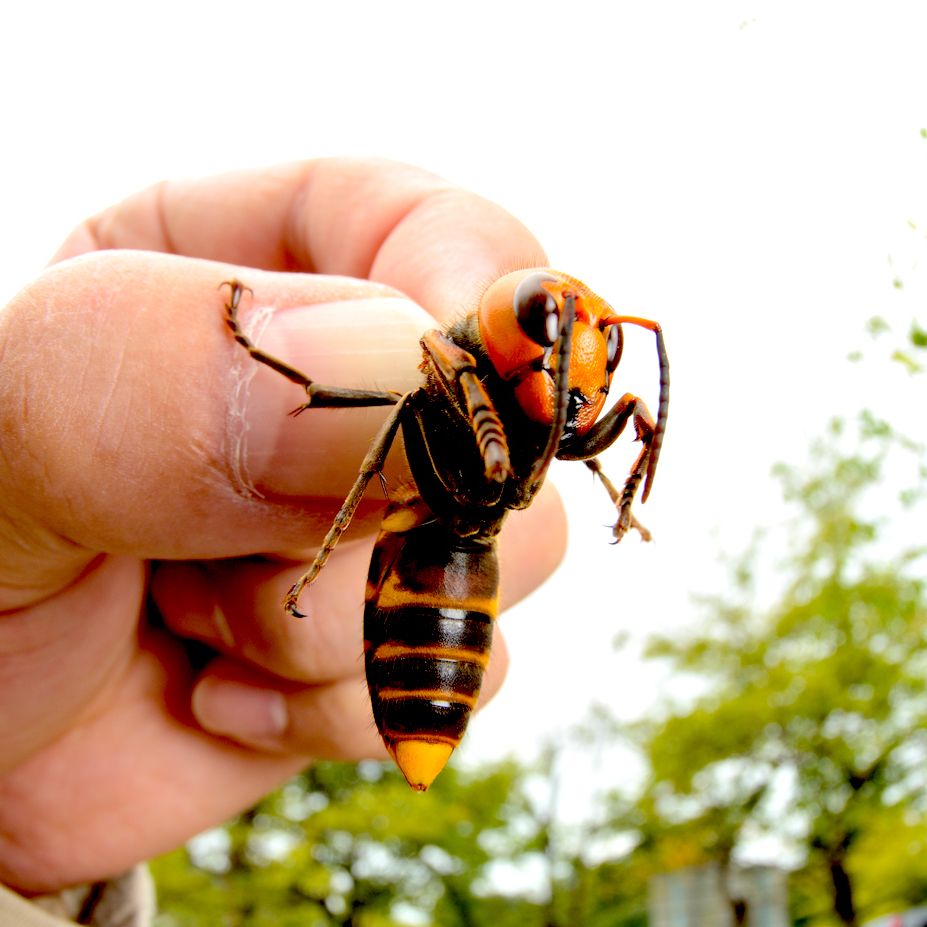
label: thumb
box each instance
[0,250,428,610]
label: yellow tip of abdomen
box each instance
[391,740,455,791]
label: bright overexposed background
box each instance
[3,2,925,826]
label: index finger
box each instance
[53,158,548,323]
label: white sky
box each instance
[2,2,926,824]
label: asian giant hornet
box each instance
[222,270,669,791]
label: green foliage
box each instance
[854,315,927,372]
[911,320,927,349]
[151,748,662,927]
[865,316,891,336]
[626,412,927,925]
[849,807,927,918]
[152,758,546,927]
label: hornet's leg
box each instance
[419,330,512,483]
[584,457,652,543]
[221,280,402,411]
[598,318,669,502]
[560,393,657,542]
[284,394,411,617]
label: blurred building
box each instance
[648,863,788,927]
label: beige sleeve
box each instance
[0,867,154,927]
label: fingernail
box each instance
[192,677,289,742]
[228,297,425,498]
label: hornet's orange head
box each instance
[477,269,624,436]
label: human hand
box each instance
[0,159,567,893]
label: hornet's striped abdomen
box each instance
[364,503,499,790]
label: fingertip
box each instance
[192,673,290,746]
[151,562,216,642]
[190,657,384,761]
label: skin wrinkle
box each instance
[88,333,130,482]
[0,512,77,571]
[0,396,17,485]
[281,162,318,272]
[81,211,114,255]
[300,162,455,284]
[370,187,545,325]
[153,179,179,256]
[1,284,114,595]
[84,182,172,256]
[226,301,273,500]
[225,166,305,270]
[0,451,92,604]
[6,297,75,548]
[0,557,108,658]
[369,191,438,285]
[71,295,135,533]
[351,184,452,283]
[8,293,55,477]
[76,216,101,252]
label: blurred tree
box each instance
[152,758,547,927]
[519,735,651,927]
[620,411,927,927]
[151,743,660,927]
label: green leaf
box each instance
[865,315,890,336]
[891,349,924,374]
[910,320,927,349]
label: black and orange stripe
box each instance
[363,505,499,788]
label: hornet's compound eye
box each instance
[514,271,560,346]
[605,322,624,373]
